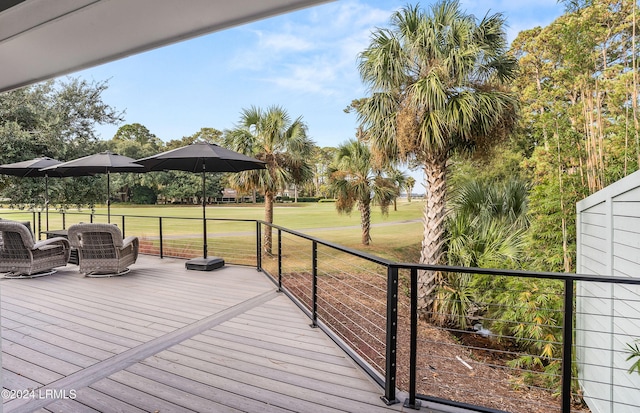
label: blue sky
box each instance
[74,0,564,183]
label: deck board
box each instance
[50,387,148,413]
[2,329,99,368]
[2,255,410,412]
[41,398,101,413]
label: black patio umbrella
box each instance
[41,151,144,223]
[135,141,266,270]
[0,157,63,231]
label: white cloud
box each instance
[256,31,313,52]
[227,0,565,104]
[459,0,563,43]
[268,61,338,95]
[227,0,396,97]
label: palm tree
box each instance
[328,139,396,245]
[225,105,314,252]
[386,168,407,211]
[405,176,416,202]
[356,1,518,312]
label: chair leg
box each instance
[2,269,57,279]
[84,267,131,278]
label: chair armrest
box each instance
[33,237,70,250]
[121,236,139,262]
[122,236,139,249]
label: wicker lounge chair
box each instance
[68,223,139,277]
[0,220,71,278]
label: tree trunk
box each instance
[633,1,640,167]
[418,153,448,314]
[264,191,274,254]
[359,200,371,245]
[536,66,550,151]
[556,122,572,273]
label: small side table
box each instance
[42,229,79,265]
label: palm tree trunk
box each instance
[359,200,371,245]
[418,154,447,315]
[264,191,274,254]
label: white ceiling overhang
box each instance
[0,0,331,93]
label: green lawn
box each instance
[0,200,425,262]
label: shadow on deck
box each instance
[1,255,422,413]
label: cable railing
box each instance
[257,221,640,413]
[3,210,257,267]
[2,209,640,413]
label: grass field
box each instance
[0,200,425,262]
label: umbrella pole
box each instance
[45,174,50,232]
[185,167,223,271]
[107,171,111,223]
[202,168,208,259]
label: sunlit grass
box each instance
[0,200,425,262]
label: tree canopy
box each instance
[0,78,123,208]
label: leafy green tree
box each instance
[110,123,163,156]
[158,171,222,205]
[108,123,163,202]
[0,78,122,209]
[328,139,396,245]
[510,0,638,272]
[165,127,224,150]
[225,106,314,252]
[305,145,336,198]
[355,1,518,311]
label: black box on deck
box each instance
[185,257,225,271]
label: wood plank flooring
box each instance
[1,255,413,413]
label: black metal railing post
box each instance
[278,228,282,291]
[90,213,94,223]
[256,222,262,271]
[382,265,399,405]
[159,217,164,258]
[311,240,318,328]
[121,215,125,236]
[37,212,42,240]
[62,212,66,229]
[561,278,575,413]
[404,267,421,409]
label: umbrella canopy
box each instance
[41,151,145,222]
[135,141,266,173]
[0,157,63,231]
[40,151,144,176]
[135,142,265,261]
[0,157,62,177]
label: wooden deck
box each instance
[0,255,418,413]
